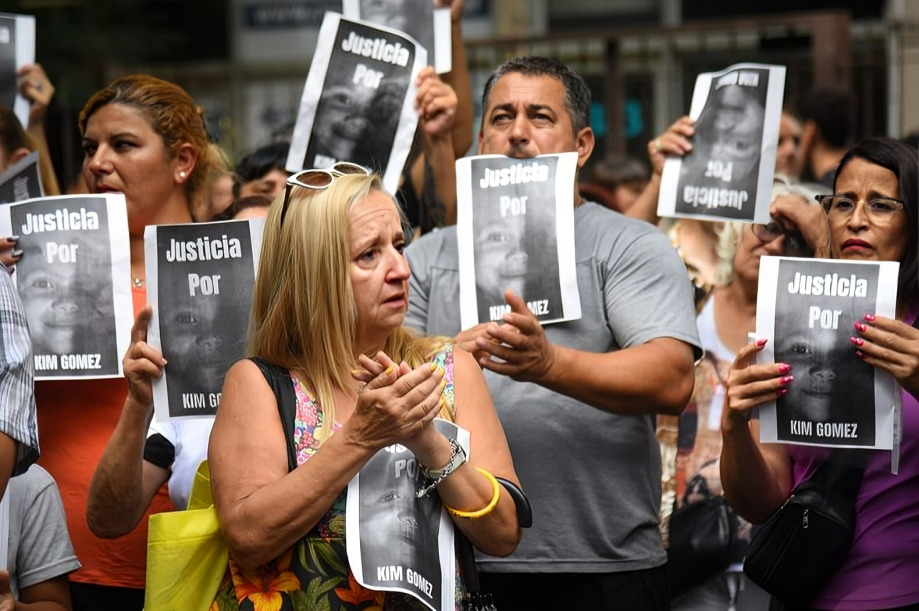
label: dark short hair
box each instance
[0,108,29,159]
[799,86,857,149]
[235,142,290,183]
[481,56,592,135]
[835,137,919,310]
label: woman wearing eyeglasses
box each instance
[720,137,919,610]
[35,74,228,609]
[669,178,818,610]
[206,168,521,608]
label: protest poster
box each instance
[347,419,468,611]
[286,11,426,193]
[145,218,264,421]
[0,194,131,379]
[342,0,452,73]
[756,256,900,449]
[659,63,785,223]
[456,152,581,329]
[0,150,42,204]
[0,13,34,130]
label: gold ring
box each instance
[654,138,663,153]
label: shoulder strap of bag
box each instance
[250,357,298,473]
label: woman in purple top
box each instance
[720,137,919,610]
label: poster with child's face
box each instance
[5,194,132,379]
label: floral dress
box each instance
[211,347,458,611]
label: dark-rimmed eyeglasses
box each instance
[815,194,906,223]
[751,218,814,257]
[279,162,371,225]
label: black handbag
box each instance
[667,493,735,597]
[743,452,865,607]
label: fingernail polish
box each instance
[854,322,867,333]
[855,350,864,359]
[10,235,19,241]
[11,250,22,257]
[780,376,794,386]
[383,365,394,376]
[864,313,876,322]
[849,337,864,347]
[756,338,768,347]
[350,368,362,377]
[777,388,789,397]
[777,363,791,374]
[429,362,437,371]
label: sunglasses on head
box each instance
[279,162,371,225]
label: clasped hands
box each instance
[349,350,447,456]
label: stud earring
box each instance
[179,171,187,179]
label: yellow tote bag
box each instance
[145,460,228,611]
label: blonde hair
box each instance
[249,173,449,439]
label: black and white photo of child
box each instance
[302,19,413,172]
[675,67,770,221]
[356,442,444,606]
[10,198,118,376]
[773,258,877,446]
[470,157,563,324]
[155,222,254,418]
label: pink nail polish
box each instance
[854,322,867,333]
[780,375,794,386]
[864,313,876,322]
[777,388,789,397]
[777,363,791,374]
[756,338,768,347]
[849,337,864,347]
[855,350,864,359]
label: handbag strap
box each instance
[250,357,298,473]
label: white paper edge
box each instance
[756,256,900,449]
[13,15,34,131]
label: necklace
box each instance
[133,277,145,288]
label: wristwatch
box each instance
[416,439,467,498]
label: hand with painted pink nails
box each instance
[721,338,790,429]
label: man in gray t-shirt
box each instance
[405,56,701,610]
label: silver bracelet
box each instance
[416,438,467,498]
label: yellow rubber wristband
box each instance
[444,467,501,519]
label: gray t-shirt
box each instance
[405,202,701,573]
[8,464,80,596]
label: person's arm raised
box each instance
[626,116,694,225]
[437,0,473,156]
[719,339,796,523]
[411,67,458,227]
[17,64,60,196]
[87,306,169,538]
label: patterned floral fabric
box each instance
[211,347,458,611]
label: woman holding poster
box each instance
[32,75,226,609]
[208,170,521,608]
[720,137,919,609]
